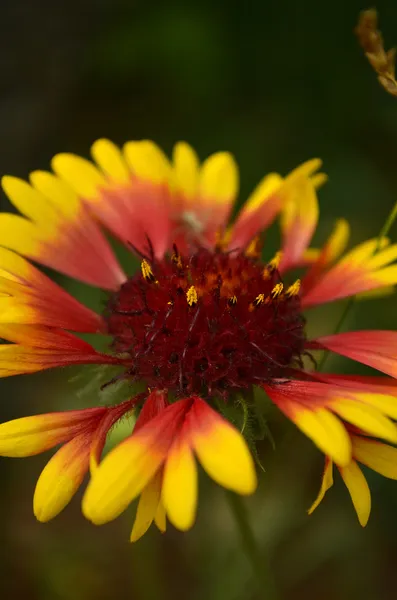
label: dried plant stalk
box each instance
[355,9,397,97]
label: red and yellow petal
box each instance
[0,344,112,378]
[230,158,323,251]
[302,219,350,289]
[0,247,103,333]
[264,379,397,464]
[134,388,169,431]
[89,400,136,472]
[279,178,319,272]
[195,151,238,243]
[83,432,165,525]
[302,238,397,307]
[82,399,188,524]
[311,330,397,378]
[0,407,107,457]
[1,173,125,290]
[0,324,115,378]
[263,381,352,466]
[33,433,91,522]
[188,397,257,495]
[229,173,283,249]
[171,147,239,249]
[52,141,173,259]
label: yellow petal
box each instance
[172,141,200,199]
[355,393,397,421]
[1,176,58,228]
[130,473,162,542]
[29,170,80,219]
[373,265,397,286]
[52,153,106,199]
[243,173,283,214]
[0,213,40,257]
[310,172,328,189]
[82,434,165,525]
[0,410,97,456]
[308,458,334,514]
[302,248,321,263]
[292,406,351,465]
[339,460,371,527]
[352,436,397,479]
[323,219,350,263]
[162,439,198,531]
[332,398,397,444]
[190,400,257,495]
[285,158,322,183]
[123,140,172,185]
[198,152,239,205]
[366,244,397,269]
[338,237,389,267]
[91,138,130,184]
[34,434,90,522]
[154,501,167,533]
[293,407,352,466]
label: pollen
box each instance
[141,259,155,282]
[253,293,265,307]
[263,251,283,279]
[228,295,238,306]
[245,236,261,258]
[171,245,183,269]
[270,283,284,298]
[286,279,301,297]
[106,248,306,398]
[186,286,198,307]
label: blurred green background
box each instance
[1,0,397,598]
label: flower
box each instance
[82,389,256,541]
[1,138,397,538]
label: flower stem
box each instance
[226,492,278,599]
[319,200,397,371]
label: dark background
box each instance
[1,1,397,598]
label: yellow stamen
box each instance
[245,236,261,258]
[268,251,282,270]
[263,251,283,279]
[286,279,301,297]
[141,259,155,282]
[186,286,198,307]
[171,250,183,270]
[270,283,284,299]
[253,293,265,307]
[228,295,238,306]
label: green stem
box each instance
[226,492,278,599]
[319,200,397,371]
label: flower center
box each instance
[105,247,306,398]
